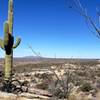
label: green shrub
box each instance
[80,82,92,92]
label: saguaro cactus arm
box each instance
[0,39,4,49]
[13,37,21,49]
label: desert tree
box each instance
[65,0,100,39]
[28,45,74,99]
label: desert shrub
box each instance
[76,71,86,77]
[24,73,31,77]
[34,73,52,82]
[40,73,50,80]
[96,70,100,77]
[35,81,49,90]
[31,79,36,83]
[53,88,66,99]
[34,73,40,78]
[74,79,84,86]
[80,82,92,92]
[48,66,74,99]
[96,79,100,89]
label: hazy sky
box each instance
[0,0,100,58]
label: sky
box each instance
[0,0,100,58]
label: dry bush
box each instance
[80,82,93,92]
[35,81,49,90]
[47,64,74,99]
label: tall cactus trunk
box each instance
[0,0,21,82]
[4,0,13,81]
[4,54,12,81]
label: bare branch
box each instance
[96,7,100,24]
[66,0,100,38]
[85,19,100,39]
[28,44,42,58]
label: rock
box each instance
[19,93,51,99]
[28,88,52,97]
[0,89,52,100]
[0,91,17,100]
[87,94,94,100]
[90,89,97,96]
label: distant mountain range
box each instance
[0,56,100,61]
[23,56,44,58]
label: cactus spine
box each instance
[0,0,21,81]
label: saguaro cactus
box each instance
[0,0,21,81]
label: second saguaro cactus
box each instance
[0,0,21,81]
